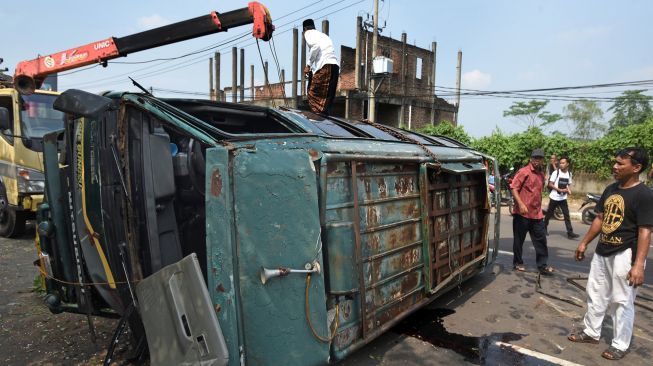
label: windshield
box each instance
[20,93,64,139]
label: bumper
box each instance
[19,194,44,212]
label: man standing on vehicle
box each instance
[569,147,653,360]
[303,19,339,115]
[511,148,554,275]
[544,155,580,239]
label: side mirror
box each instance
[53,89,113,118]
[0,107,10,131]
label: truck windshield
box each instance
[20,93,64,139]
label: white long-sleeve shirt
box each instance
[304,29,338,72]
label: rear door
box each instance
[420,162,491,294]
[136,254,229,366]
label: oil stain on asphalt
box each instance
[393,308,567,365]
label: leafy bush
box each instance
[418,121,473,146]
[418,118,653,177]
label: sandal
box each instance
[513,264,526,272]
[567,331,599,344]
[601,346,626,360]
[539,266,555,276]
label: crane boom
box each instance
[14,1,274,94]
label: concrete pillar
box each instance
[231,47,237,103]
[399,32,407,127]
[355,16,362,90]
[454,50,462,125]
[301,36,306,96]
[322,19,329,35]
[250,64,255,100]
[281,69,285,84]
[430,42,437,125]
[209,57,214,101]
[239,48,245,102]
[292,28,298,106]
[214,52,220,101]
[264,61,269,90]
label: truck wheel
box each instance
[0,188,26,238]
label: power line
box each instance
[60,0,358,89]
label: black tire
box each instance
[581,205,596,225]
[553,206,564,221]
[508,197,515,216]
[0,187,26,238]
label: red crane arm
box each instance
[14,1,274,94]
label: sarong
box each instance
[307,64,339,114]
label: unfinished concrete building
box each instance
[215,18,458,130]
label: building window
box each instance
[415,57,422,79]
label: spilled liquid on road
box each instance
[392,308,559,365]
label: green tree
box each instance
[503,100,562,128]
[563,100,605,140]
[608,90,653,131]
[418,120,473,146]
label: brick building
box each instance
[333,18,457,129]
[219,18,458,130]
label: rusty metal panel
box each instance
[422,165,489,293]
[325,160,425,352]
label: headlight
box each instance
[16,167,45,194]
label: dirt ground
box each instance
[0,226,124,366]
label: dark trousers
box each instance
[544,199,574,234]
[512,215,548,268]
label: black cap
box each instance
[303,19,315,30]
[531,148,545,158]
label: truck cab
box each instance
[0,87,62,236]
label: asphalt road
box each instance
[1,213,652,365]
[341,212,653,365]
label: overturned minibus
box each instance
[35,89,500,365]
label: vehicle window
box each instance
[20,94,64,139]
[431,135,466,147]
[347,123,399,140]
[0,96,14,144]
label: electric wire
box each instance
[255,39,277,107]
[59,0,358,89]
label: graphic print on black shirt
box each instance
[557,177,569,190]
[595,182,653,257]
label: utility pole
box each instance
[368,0,379,122]
[454,50,462,125]
[322,19,329,36]
[354,16,362,90]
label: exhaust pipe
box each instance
[14,75,37,95]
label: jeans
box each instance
[512,215,548,269]
[544,199,574,235]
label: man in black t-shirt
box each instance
[568,147,653,360]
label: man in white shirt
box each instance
[544,155,580,239]
[302,19,339,114]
